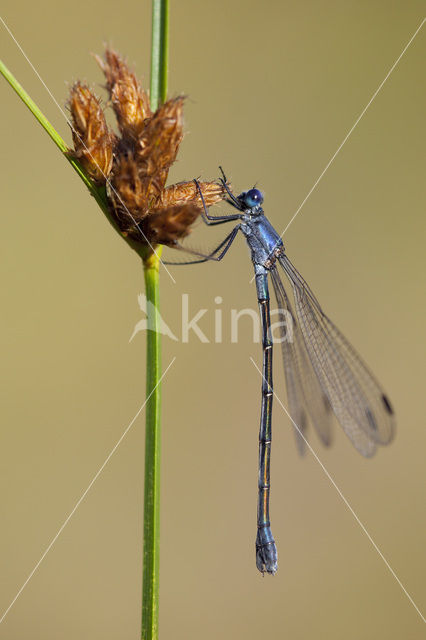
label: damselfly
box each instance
[167,168,395,575]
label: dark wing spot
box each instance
[382,394,394,415]
[365,408,378,432]
[322,394,332,414]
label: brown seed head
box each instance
[96,48,151,142]
[108,152,151,229]
[136,180,228,246]
[155,180,227,209]
[70,48,228,250]
[135,97,185,199]
[68,82,114,184]
[136,203,201,246]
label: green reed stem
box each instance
[150,0,169,111]
[0,58,108,211]
[141,248,163,640]
[141,2,169,639]
[0,58,150,258]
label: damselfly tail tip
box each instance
[256,528,278,575]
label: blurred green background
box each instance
[1,1,425,638]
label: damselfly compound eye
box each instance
[245,188,264,208]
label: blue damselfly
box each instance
[166,169,395,575]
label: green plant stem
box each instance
[0,58,151,260]
[141,249,162,640]
[0,60,102,198]
[141,2,169,639]
[150,0,169,110]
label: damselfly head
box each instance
[238,188,264,211]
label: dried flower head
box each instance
[155,180,226,210]
[96,49,151,142]
[69,48,227,249]
[106,152,150,228]
[134,96,184,204]
[68,82,114,184]
[135,203,201,246]
[131,180,227,246]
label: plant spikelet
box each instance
[68,82,114,184]
[96,49,151,142]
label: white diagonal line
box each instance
[248,18,425,285]
[250,356,425,623]
[0,15,177,284]
[280,17,425,239]
[0,357,176,625]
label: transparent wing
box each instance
[278,254,395,457]
[163,224,240,265]
[162,244,213,265]
[270,265,333,454]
